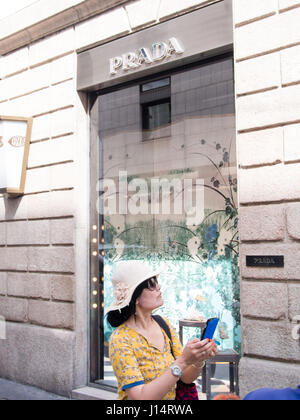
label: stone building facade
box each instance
[234,0,300,394]
[0,0,299,399]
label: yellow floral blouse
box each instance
[109,317,183,400]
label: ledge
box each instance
[0,0,130,55]
[72,386,117,401]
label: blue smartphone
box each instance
[201,318,219,341]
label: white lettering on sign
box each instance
[110,37,184,75]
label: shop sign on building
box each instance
[109,38,184,75]
[0,116,33,196]
[78,1,233,91]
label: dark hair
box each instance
[107,277,157,328]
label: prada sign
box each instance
[77,0,233,91]
[110,38,184,75]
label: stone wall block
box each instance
[26,190,74,220]
[0,322,75,396]
[235,14,280,60]
[239,357,300,398]
[237,85,300,132]
[75,7,130,51]
[234,0,277,26]
[235,53,280,96]
[50,108,76,139]
[0,223,6,245]
[281,44,300,86]
[28,247,74,273]
[286,203,300,240]
[238,127,283,167]
[0,248,28,271]
[284,123,300,163]
[288,284,300,321]
[50,275,74,302]
[0,296,27,323]
[31,113,51,142]
[125,0,160,29]
[239,164,300,204]
[236,8,300,61]
[242,318,300,362]
[28,300,74,330]
[31,108,75,142]
[50,53,75,85]
[28,136,75,169]
[29,27,75,67]
[6,220,50,246]
[50,218,75,245]
[239,205,285,241]
[50,163,75,191]
[0,61,51,102]
[159,0,219,20]
[0,272,7,296]
[0,47,29,79]
[7,273,51,300]
[241,281,288,320]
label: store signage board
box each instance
[77,0,233,91]
[0,116,33,197]
[246,256,284,268]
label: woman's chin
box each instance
[156,298,164,308]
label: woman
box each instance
[107,261,217,400]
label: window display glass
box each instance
[97,56,239,385]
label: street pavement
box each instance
[0,363,231,400]
[0,378,68,400]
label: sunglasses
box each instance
[146,277,160,291]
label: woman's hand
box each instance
[208,339,218,359]
[179,338,217,367]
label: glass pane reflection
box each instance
[99,57,239,384]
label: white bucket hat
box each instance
[105,260,160,315]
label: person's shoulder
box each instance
[109,324,130,343]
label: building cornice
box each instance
[0,0,131,55]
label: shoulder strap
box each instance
[152,315,171,339]
[152,315,175,359]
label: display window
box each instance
[90,54,239,388]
